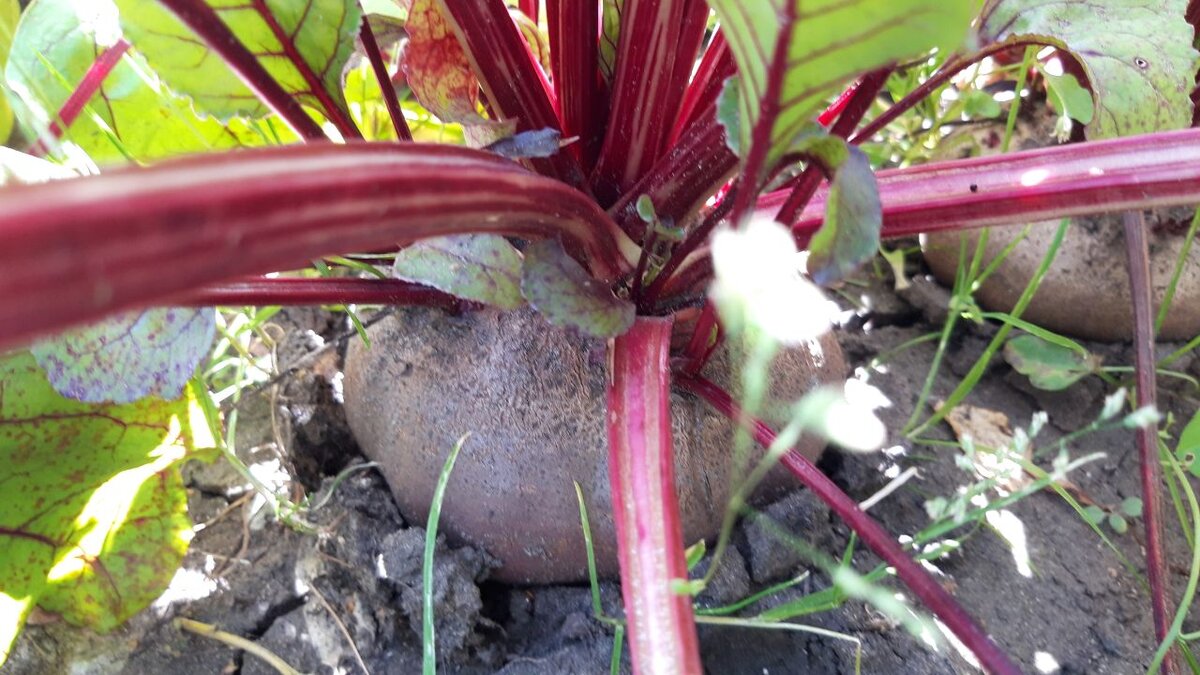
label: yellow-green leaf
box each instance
[0,352,210,665]
[707,0,975,170]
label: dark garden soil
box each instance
[7,265,1199,675]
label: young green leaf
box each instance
[707,0,974,169]
[32,308,216,404]
[1107,512,1128,534]
[0,353,208,665]
[799,135,882,285]
[392,234,526,310]
[520,238,635,338]
[979,0,1199,139]
[1176,408,1200,478]
[715,75,742,156]
[115,0,362,130]
[1002,334,1101,391]
[1120,496,1143,518]
[5,0,272,162]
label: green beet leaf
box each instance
[32,308,216,405]
[800,134,882,285]
[115,0,362,127]
[1002,333,1101,391]
[706,0,974,171]
[520,239,635,338]
[0,352,210,665]
[5,0,274,163]
[393,235,526,310]
[979,0,1199,139]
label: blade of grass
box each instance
[908,219,1070,437]
[423,433,470,675]
[1155,206,1200,334]
[1148,450,1200,674]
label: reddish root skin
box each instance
[675,373,1022,675]
[1123,211,1177,674]
[608,316,703,674]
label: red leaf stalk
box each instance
[359,16,413,141]
[0,142,632,350]
[28,39,131,156]
[158,0,327,141]
[177,277,460,309]
[1123,211,1177,674]
[608,316,702,675]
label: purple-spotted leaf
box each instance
[521,239,635,338]
[392,234,525,310]
[32,308,216,404]
[0,352,208,664]
[979,0,1198,139]
[115,0,362,128]
[800,136,881,286]
[707,0,974,170]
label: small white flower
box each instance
[711,217,835,345]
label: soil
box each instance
[7,271,1199,674]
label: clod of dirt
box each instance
[922,104,1200,341]
[378,527,497,659]
[343,306,846,584]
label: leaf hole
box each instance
[1134,56,1149,70]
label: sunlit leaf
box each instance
[800,134,881,285]
[1003,334,1101,391]
[393,234,525,310]
[0,0,20,143]
[520,238,635,338]
[0,352,209,664]
[979,0,1199,138]
[5,0,273,162]
[32,308,216,404]
[115,0,362,126]
[707,0,974,170]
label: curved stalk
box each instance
[0,142,633,350]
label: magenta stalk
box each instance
[1123,211,1177,674]
[608,316,703,674]
[676,373,1022,675]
